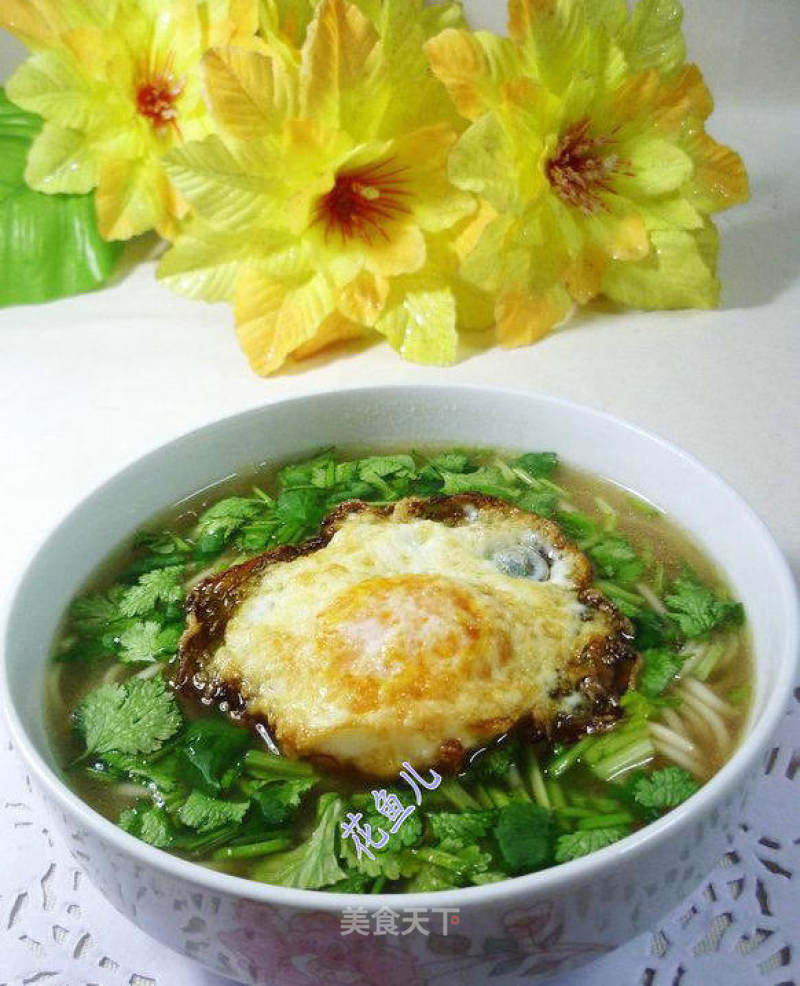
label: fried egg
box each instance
[176,496,636,778]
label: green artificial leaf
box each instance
[665,571,744,638]
[494,802,555,873]
[74,677,182,757]
[178,789,249,832]
[633,766,699,808]
[0,89,122,306]
[554,826,630,863]
[254,793,346,889]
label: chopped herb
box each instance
[554,826,630,863]
[178,717,253,792]
[74,677,182,757]
[638,647,685,697]
[665,571,744,639]
[119,566,185,618]
[178,789,250,832]
[428,810,495,848]
[118,620,181,664]
[494,802,554,873]
[254,793,346,890]
[511,451,559,478]
[118,802,175,848]
[633,767,700,809]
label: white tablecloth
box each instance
[1,1,799,982]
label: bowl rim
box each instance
[2,383,798,911]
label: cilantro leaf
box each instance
[515,488,558,517]
[251,778,317,828]
[428,810,495,849]
[118,802,175,848]
[178,789,249,832]
[425,451,472,474]
[511,452,558,478]
[494,802,555,873]
[178,717,253,793]
[665,571,744,639]
[469,741,519,781]
[639,647,685,697]
[633,767,699,809]
[99,750,184,795]
[74,677,182,757]
[118,621,181,664]
[588,534,646,583]
[554,826,630,863]
[440,466,512,498]
[70,588,127,633]
[254,793,346,889]
[195,497,265,554]
[119,566,185,618]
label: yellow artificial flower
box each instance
[159,0,489,374]
[427,0,749,347]
[3,0,262,240]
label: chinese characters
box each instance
[340,762,441,862]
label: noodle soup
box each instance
[46,446,749,892]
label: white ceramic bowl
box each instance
[3,386,797,985]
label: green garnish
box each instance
[74,677,182,758]
[178,790,250,833]
[555,826,631,863]
[665,570,744,639]
[494,802,555,873]
[633,767,700,808]
[253,794,346,890]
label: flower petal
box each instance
[95,154,181,240]
[164,134,279,227]
[425,28,518,121]
[494,285,572,347]
[390,124,475,232]
[292,311,368,360]
[337,270,389,325]
[617,0,686,78]
[24,122,98,194]
[622,135,694,196]
[6,49,107,131]
[300,0,378,129]
[204,46,296,140]
[361,220,426,278]
[235,268,336,374]
[602,224,719,309]
[683,131,749,213]
[376,287,458,364]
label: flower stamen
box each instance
[314,159,411,244]
[546,118,631,215]
[135,55,185,136]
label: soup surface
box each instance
[47,447,749,892]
